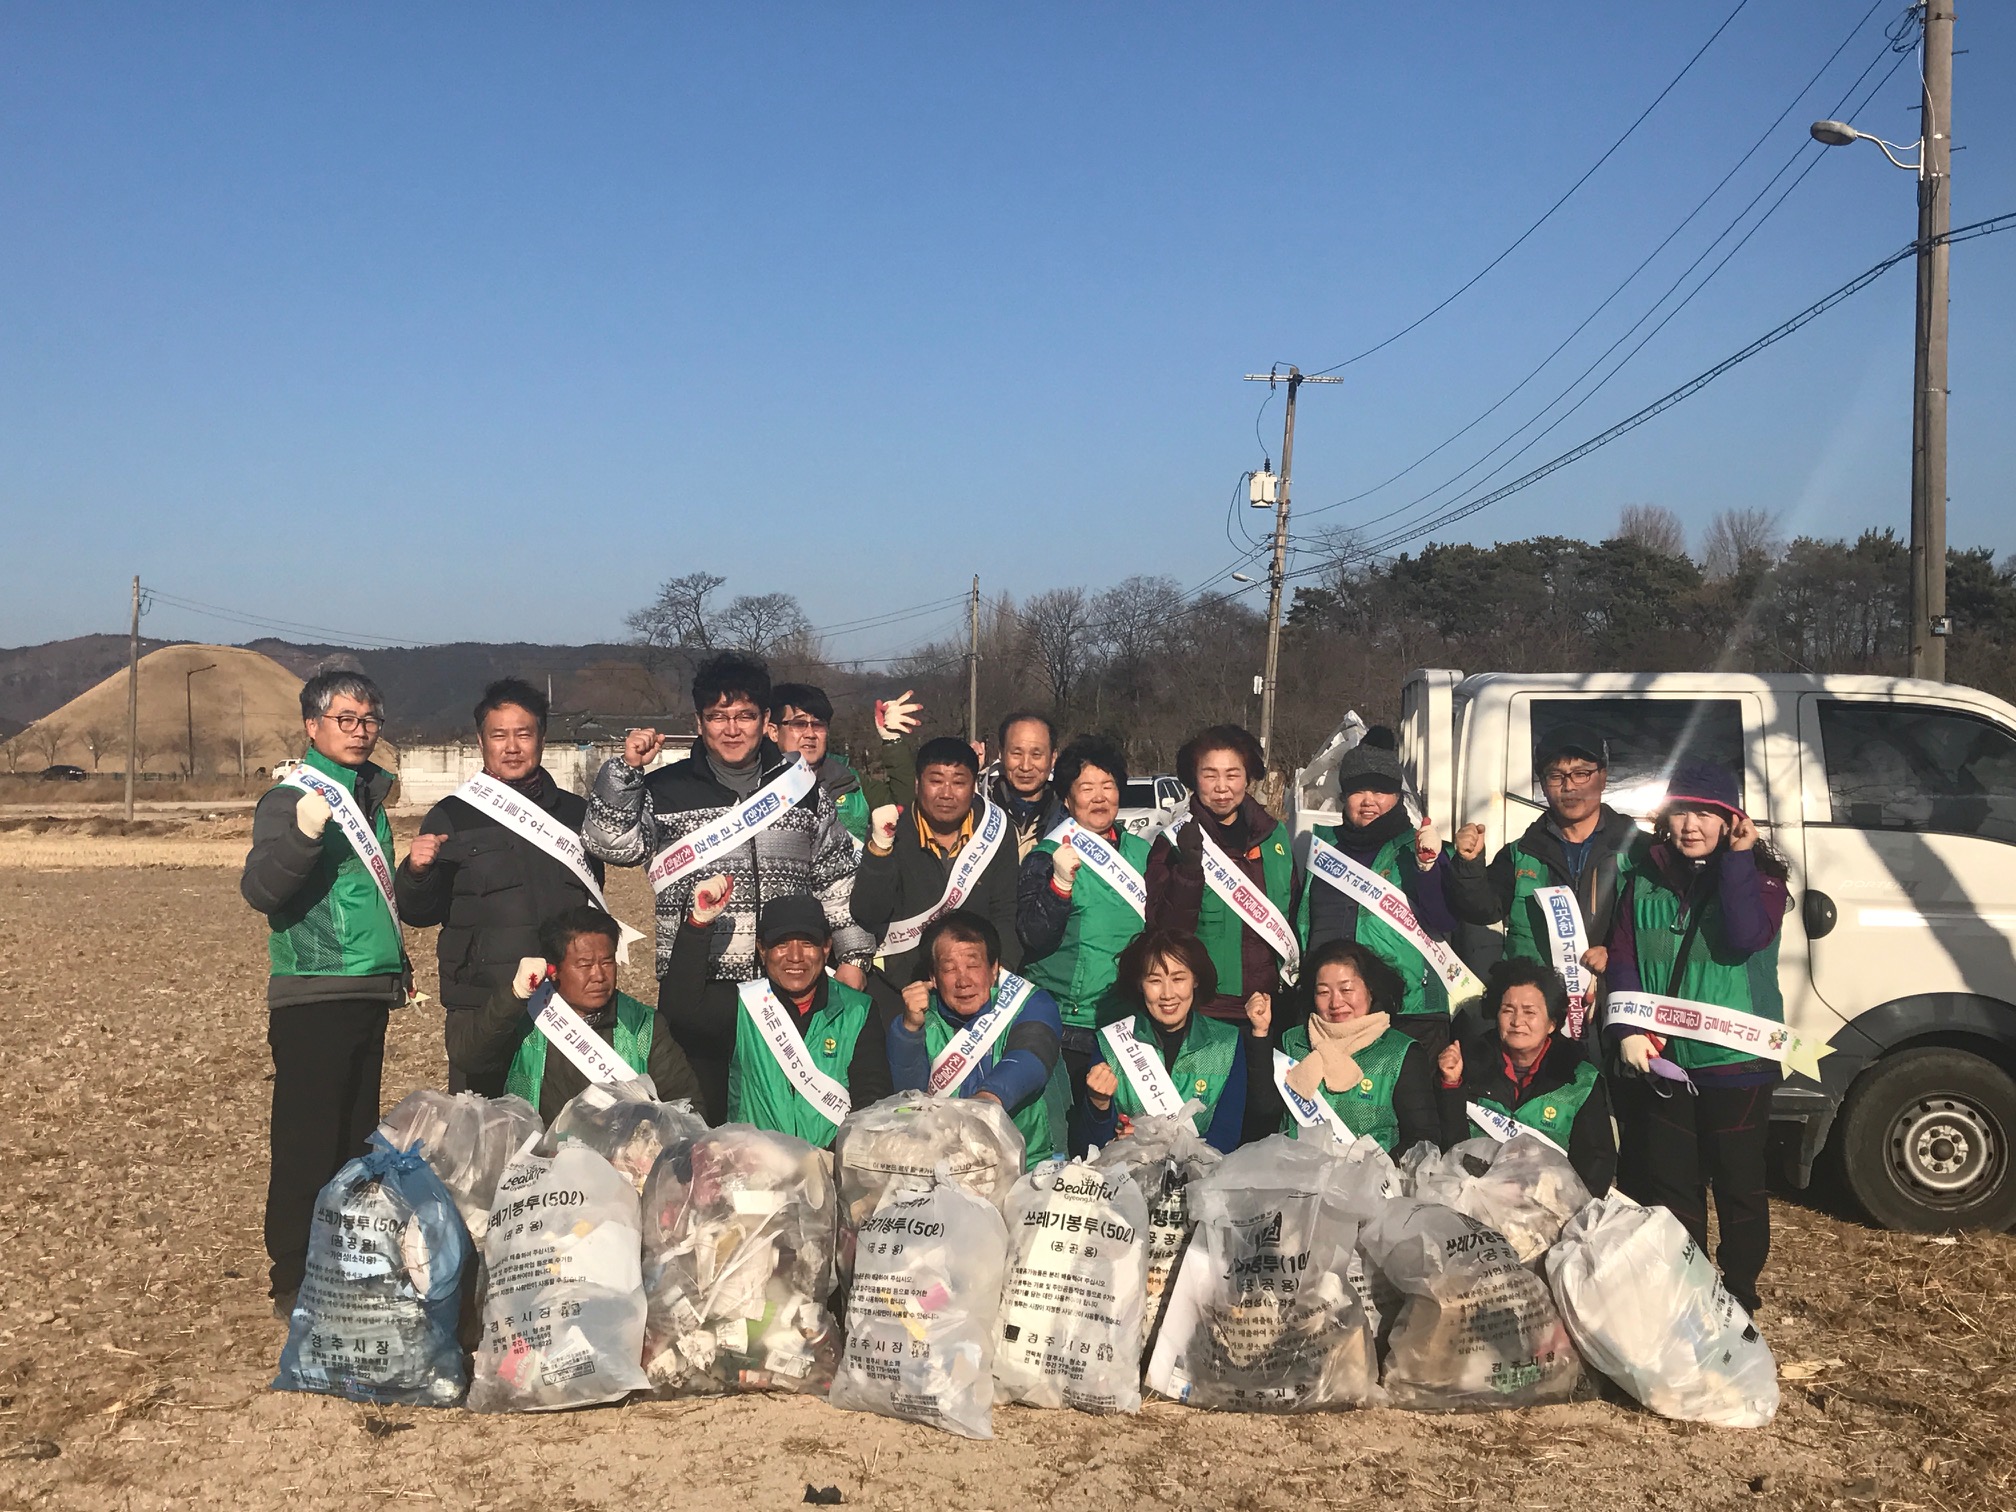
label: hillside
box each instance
[0,633,178,730]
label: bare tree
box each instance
[1616,504,1687,557]
[1092,575,1185,696]
[80,725,120,772]
[627,571,726,651]
[1019,587,1095,713]
[1701,508,1784,580]
[22,721,64,767]
[717,592,815,659]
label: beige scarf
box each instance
[1285,1011,1392,1099]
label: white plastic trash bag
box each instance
[1089,1111,1222,1354]
[548,1077,708,1196]
[833,1093,1024,1272]
[1546,1192,1778,1427]
[1362,1198,1579,1411]
[374,1088,543,1241]
[467,1139,651,1411]
[829,1174,1008,1439]
[994,1160,1150,1413]
[641,1125,841,1397]
[1145,1136,1379,1412]
[1402,1135,1591,1266]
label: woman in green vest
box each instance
[1434,958,1614,1193]
[1250,940,1444,1152]
[453,905,702,1124]
[1604,762,1790,1314]
[1075,929,1265,1154]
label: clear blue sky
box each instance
[4,2,2012,661]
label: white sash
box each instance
[528,983,635,1086]
[1466,1100,1568,1155]
[1304,834,1483,1000]
[647,758,819,894]
[1271,1049,1354,1141]
[879,800,1011,956]
[1048,819,1148,919]
[1099,1019,1184,1117]
[1532,885,1592,1038]
[280,764,399,924]
[927,971,1035,1094]
[736,980,851,1127]
[1171,815,1300,980]
[1606,992,1831,1080]
[455,772,647,964]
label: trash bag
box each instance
[833,1093,1024,1271]
[1400,1136,1591,1266]
[547,1076,709,1195]
[994,1160,1151,1412]
[1361,1199,1579,1412]
[466,1138,651,1412]
[1546,1192,1778,1427]
[1088,1112,1222,1354]
[1145,1135,1379,1412]
[640,1124,842,1397]
[374,1089,544,1241]
[828,1173,1009,1439]
[274,1147,469,1407]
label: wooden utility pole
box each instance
[123,576,141,823]
[966,576,981,745]
[1911,0,1955,680]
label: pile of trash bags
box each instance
[1401,1135,1592,1265]
[831,1093,1024,1272]
[547,1076,709,1195]
[374,1089,543,1241]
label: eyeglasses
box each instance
[320,712,384,734]
[777,718,828,733]
[701,709,763,729]
[1541,765,1602,790]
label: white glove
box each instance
[874,690,921,742]
[868,804,900,854]
[1050,838,1081,891]
[1620,1034,1656,1074]
[512,957,550,1000]
[689,873,734,926]
[293,791,331,839]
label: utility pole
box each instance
[966,575,981,745]
[1911,0,1955,680]
[123,576,141,823]
[185,663,216,778]
[238,688,246,780]
[1242,366,1343,761]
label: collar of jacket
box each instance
[1521,804,1637,872]
[681,737,797,795]
[990,775,1058,829]
[302,747,393,808]
[768,972,829,1019]
[914,800,978,859]
[818,753,863,799]
[1474,1028,1582,1098]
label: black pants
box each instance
[1620,1078,1774,1311]
[444,1008,508,1098]
[659,975,734,1125]
[265,999,390,1295]
[1060,1028,1099,1120]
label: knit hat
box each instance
[757,895,832,947]
[1334,726,1404,797]
[1662,761,1743,818]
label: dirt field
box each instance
[1,832,2011,1511]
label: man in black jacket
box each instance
[397,678,608,1095]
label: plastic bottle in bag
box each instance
[1400,1135,1592,1266]
[547,1076,709,1196]
[274,1147,470,1407]
[1546,1192,1778,1427]
[994,1160,1150,1413]
[467,1138,651,1412]
[1088,1111,1222,1355]
[374,1088,544,1241]
[832,1093,1024,1272]
[828,1174,1008,1439]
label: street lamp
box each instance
[185,663,216,777]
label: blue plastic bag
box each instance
[274,1146,471,1407]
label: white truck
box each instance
[1292,669,2016,1232]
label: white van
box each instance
[1292,669,2016,1232]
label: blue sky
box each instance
[3,3,2012,661]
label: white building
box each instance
[392,736,695,811]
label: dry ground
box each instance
[0,827,2011,1511]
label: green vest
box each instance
[827,755,871,844]
[1278,1021,1414,1151]
[1469,1056,1601,1143]
[1627,871,1784,1071]
[505,990,655,1105]
[922,993,1067,1169]
[264,748,405,979]
[1025,829,1152,1029]
[1297,826,1446,1019]
[1501,831,1648,964]
[727,978,874,1149]
[1194,818,1294,997]
[1110,1012,1240,1139]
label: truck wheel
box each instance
[1837,1048,2016,1231]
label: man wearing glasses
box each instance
[584,650,875,1121]
[240,669,407,1318]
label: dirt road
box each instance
[0,853,2009,1510]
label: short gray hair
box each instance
[300,670,385,722]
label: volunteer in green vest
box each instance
[664,879,893,1146]
[456,905,702,1125]
[1435,958,1614,1194]
[1146,724,1296,1022]
[1604,762,1790,1314]
[1074,929,1261,1155]
[1296,726,1465,1059]
[240,670,408,1316]
[1017,734,1152,1105]
[887,910,1068,1168]
[1248,940,1443,1152]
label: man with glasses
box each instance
[240,669,407,1318]
[770,682,871,844]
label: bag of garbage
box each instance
[274,1146,470,1407]
[1400,1136,1591,1266]
[828,1173,1008,1439]
[1088,1112,1221,1354]
[466,1138,651,1411]
[640,1125,841,1397]
[994,1160,1151,1412]
[1546,1192,1778,1427]
[374,1089,544,1241]
[1145,1135,1379,1412]
[833,1093,1024,1271]
[547,1076,709,1196]
[1361,1198,1579,1411]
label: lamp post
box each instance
[185,663,216,777]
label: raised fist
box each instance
[1454,822,1487,861]
[293,791,331,840]
[1244,991,1272,1038]
[868,804,901,854]
[405,832,448,875]
[624,727,666,770]
[1414,817,1443,869]
[1436,1039,1464,1088]
[1728,810,1759,852]
[1579,945,1608,975]
[688,873,734,926]
[1084,1061,1119,1109]
[874,690,922,742]
[1050,836,1082,890]
[900,979,932,1033]
[512,957,551,1000]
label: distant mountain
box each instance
[0,633,177,730]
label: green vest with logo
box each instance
[1627,870,1784,1072]
[922,993,1067,1169]
[1026,829,1152,1029]
[1501,830,1649,964]
[826,755,871,844]
[1297,826,1447,1019]
[264,749,405,979]
[1468,1056,1601,1143]
[727,978,874,1149]
[1277,1021,1414,1151]
[1109,1011,1240,1138]
[1194,818,1294,997]
[504,990,655,1105]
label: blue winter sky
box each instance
[3,2,2012,660]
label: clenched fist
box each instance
[1414,817,1443,870]
[1050,836,1081,890]
[1084,1061,1119,1110]
[1580,945,1609,975]
[405,832,448,875]
[1454,823,1487,861]
[512,957,551,1000]
[1244,991,1272,1038]
[1436,1040,1464,1088]
[1619,1034,1656,1074]
[294,791,331,840]
[624,727,666,770]
[874,690,922,742]
[868,804,901,855]
[688,873,734,926]
[900,979,932,1033]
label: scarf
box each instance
[501,765,558,806]
[1286,1010,1392,1098]
[1333,800,1411,859]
